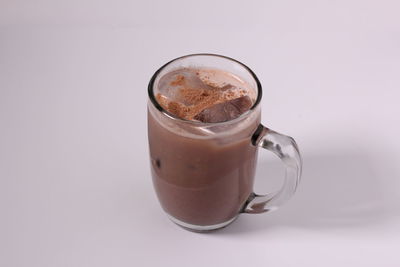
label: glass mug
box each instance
[147,54,302,232]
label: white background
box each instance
[1,0,400,266]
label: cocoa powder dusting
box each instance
[170,75,185,86]
[156,70,249,121]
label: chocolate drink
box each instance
[148,68,261,226]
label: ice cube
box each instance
[193,96,253,123]
[159,69,213,93]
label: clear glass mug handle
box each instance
[243,124,302,213]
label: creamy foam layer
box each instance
[156,68,255,122]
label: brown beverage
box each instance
[148,67,260,226]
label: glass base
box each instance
[167,214,238,232]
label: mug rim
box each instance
[148,53,263,126]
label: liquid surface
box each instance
[156,68,254,123]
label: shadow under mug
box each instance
[148,54,302,232]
